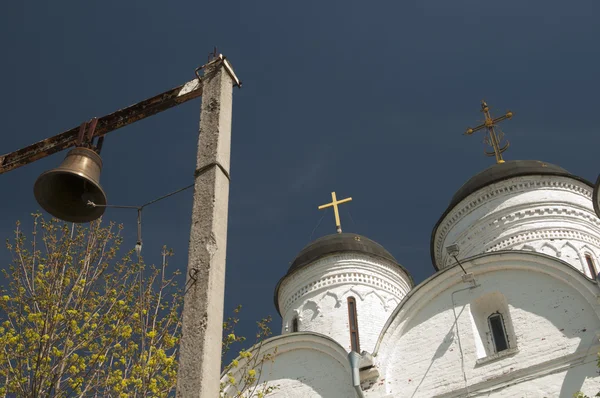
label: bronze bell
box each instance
[34,147,107,223]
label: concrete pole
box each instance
[176,59,236,397]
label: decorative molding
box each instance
[442,224,600,270]
[288,284,398,319]
[386,297,399,310]
[560,241,579,255]
[440,227,600,272]
[489,229,600,253]
[580,244,599,258]
[340,286,391,311]
[539,242,560,257]
[446,205,600,261]
[300,300,321,320]
[434,176,595,266]
[279,254,411,316]
[281,253,411,290]
[321,291,342,308]
[437,204,600,268]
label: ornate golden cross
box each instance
[318,192,352,234]
[465,100,513,164]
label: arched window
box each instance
[292,317,299,332]
[471,292,517,362]
[347,297,360,352]
[488,312,509,353]
[585,254,597,279]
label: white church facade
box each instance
[222,159,600,397]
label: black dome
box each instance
[274,233,411,315]
[289,233,398,273]
[449,160,581,209]
[431,160,593,270]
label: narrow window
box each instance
[488,313,509,353]
[347,297,360,352]
[292,317,298,332]
[585,254,597,279]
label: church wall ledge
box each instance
[433,344,600,398]
[474,347,520,367]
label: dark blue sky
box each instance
[1,0,599,352]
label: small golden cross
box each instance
[465,100,513,164]
[318,192,352,234]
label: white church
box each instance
[222,109,600,397]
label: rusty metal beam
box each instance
[0,78,203,174]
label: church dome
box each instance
[448,160,585,209]
[275,233,410,314]
[431,159,597,272]
[288,233,399,275]
[274,233,413,352]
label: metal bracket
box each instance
[194,161,231,181]
[461,272,475,284]
[194,52,242,88]
[75,117,105,153]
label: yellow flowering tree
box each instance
[0,214,181,397]
[220,306,278,398]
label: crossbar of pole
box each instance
[0,79,203,174]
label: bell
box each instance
[34,147,107,223]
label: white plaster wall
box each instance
[221,333,356,398]
[433,176,600,278]
[277,253,412,353]
[253,348,355,397]
[458,364,600,398]
[373,363,600,398]
[373,254,600,398]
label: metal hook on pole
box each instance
[184,268,200,295]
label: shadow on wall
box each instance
[506,279,599,397]
[561,361,600,397]
[384,267,600,397]
[410,313,457,397]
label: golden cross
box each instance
[464,100,513,164]
[318,192,352,234]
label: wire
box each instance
[346,209,356,229]
[140,183,194,209]
[309,209,328,242]
[88,183,194,210]
[87,182,195,254]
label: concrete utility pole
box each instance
[176,58,237,397]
